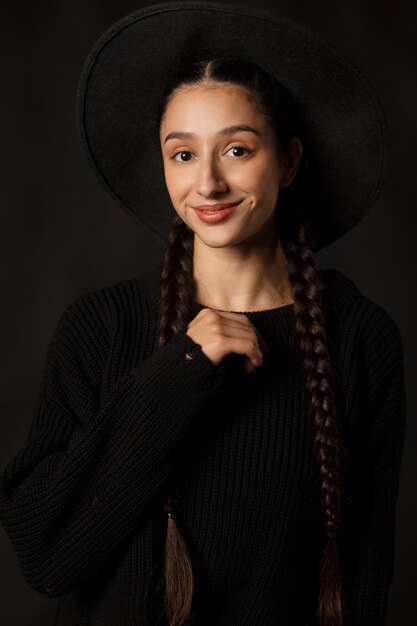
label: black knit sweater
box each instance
[0,265,406,625]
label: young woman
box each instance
[0,2,406,626]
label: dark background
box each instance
[1,1,416,624]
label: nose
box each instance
[196,155,228,197]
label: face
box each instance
[159,83,301,250]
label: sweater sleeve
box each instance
[0,289,224,597]
[341,303,407,626]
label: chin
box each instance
[195,228,248,249]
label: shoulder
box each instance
[318,268,404,373]
[318,267,401,332]
[58,264,162,331]
[41,267,162,377]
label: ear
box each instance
[280,137,303,188]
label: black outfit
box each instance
[0,265,406,625]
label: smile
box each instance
[192,201,242,223]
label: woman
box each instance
[0,2,406,626]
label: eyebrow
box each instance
[163,124,260,144]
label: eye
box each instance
[226,146,250,157]
[172,151,193,162]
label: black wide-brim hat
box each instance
[77,0,388,251]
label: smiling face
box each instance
[159,83,301,250]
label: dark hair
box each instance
[156,57,348,626]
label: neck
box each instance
[193,231,293,313]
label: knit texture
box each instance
[0,265,406,625]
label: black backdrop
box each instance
[1,1,416,624]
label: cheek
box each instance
[163,168,192,215]
[245,162,279,198]
[164,166,183,198]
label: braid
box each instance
[157,214,196,626]
[158,214,195,348]
[282,216,349,626]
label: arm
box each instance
[0,289,223,597]
[341,304,407,626]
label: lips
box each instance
[192,200,241,212]
[192,201,241,224]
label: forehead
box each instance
[160,84,264,129]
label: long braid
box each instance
[282,216,349,626]
[157,214,196,626]
[158,214,195,348]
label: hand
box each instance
[185,308,269,374]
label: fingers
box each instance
[187,308,269,371]
[202,309,268,352]
[217,336,263,366]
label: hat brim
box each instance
[77,0,387,251]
